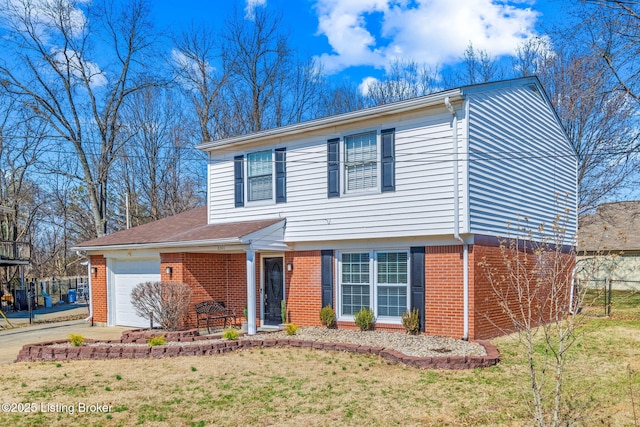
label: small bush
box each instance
[68,334,85,347]
[285,323,298,335]
[401,308,420,335]
[130,281,193,331]
[354,307,375,331]
[222,328,239,340]
[319,305,336,328]
[147,335,167,346]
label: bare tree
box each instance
[0,0,161,237]
[114,86,204,228]
[0,95,47,284]
[366,59,440,106]
[318,80,366,116]
[172,24,227,142]
[579,0,640,104]
[479,210,587,426]
[131,281,193,331]
[219,6,323,135]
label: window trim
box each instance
[247,150,274,203]
[236,148,287,206]
[327,127,395,198]
[336,249,410,323]
[343,130,379,194]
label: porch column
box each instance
[246,250,257,335]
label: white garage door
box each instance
[112,258,160,328]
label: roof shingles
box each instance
[75,206,281,249]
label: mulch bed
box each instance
[15,328,500,370]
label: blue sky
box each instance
[152,0,567,86]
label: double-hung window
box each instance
[234,148,286,206]
[327,128,395,198]
[345,132,377,192]
[339,250,409,320]
[247,150,273,202]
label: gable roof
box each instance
[578,201,640,252]
[74,206,283,251]
[196,77,559,153]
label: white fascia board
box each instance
[197,90,463,152]
[73,237,244,253]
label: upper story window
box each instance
[328,128,395,198]
[345,132,377,192]
[234,148,286,207]
[247,150,273,201]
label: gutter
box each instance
[445,97,470,341]
[197,90,463,152]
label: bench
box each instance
[194,301,237,333]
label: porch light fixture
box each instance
[91,267,98,275]
[287,262,293,272]
[165,266,173,276]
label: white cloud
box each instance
[245,0,267,20]
[358,76,379,96]
[314,0,541,74]
[52,48,107,88]
[1,0,88,41]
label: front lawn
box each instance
[1,296,638,426]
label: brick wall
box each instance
[425,245,465,338]
[285,251,323,326]
[472,236,575,339]
[89,255,107,324]
[160,252,249,328]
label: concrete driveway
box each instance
[0,319,129,364]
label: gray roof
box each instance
[579,201,640,252]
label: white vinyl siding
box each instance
[247,150,273,201]
[345,131,377,192]
[466,83,577,240]
[208,111,463,242]
[207,78,575,244]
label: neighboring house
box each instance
[577,201,640,291]
[75,77,577,340]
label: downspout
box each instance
[445,97,470,341]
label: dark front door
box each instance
[264,257,284,325]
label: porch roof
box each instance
[73,206,284,251]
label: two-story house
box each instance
[76,77,577,340]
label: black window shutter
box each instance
[321,250,334,308]
[381,128,395,192]
[327,138,340,198]
[275,148,286,203]
[234,155,244,207]
[410,246,425,332]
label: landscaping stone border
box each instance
[15,333,500,369]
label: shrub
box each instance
[285,323,298,335]
[319,305,336,328]
[68,333,85,347]
[354,307,375,331]
[147,335,167,346]
[401,308,420,335]
[222,328,239,340]
[130,281,193,331]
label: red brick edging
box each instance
[15,333,499,369]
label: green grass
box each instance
[0,291,638,426]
